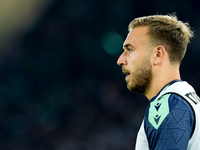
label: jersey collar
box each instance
[149,79,182,103]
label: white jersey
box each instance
[135,81,200,150]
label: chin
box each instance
[127,82,146,94]
[127,82,136,92]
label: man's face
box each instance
[117,26,153,94]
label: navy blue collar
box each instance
[149,79,182,103]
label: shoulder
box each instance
[146,93,194,130]
[144,93,195,149]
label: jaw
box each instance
[126,71,152,95]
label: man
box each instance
[117,14,200,150]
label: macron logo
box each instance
[148,94,170,129]
[155,102,162,111]
[154,115,161,125]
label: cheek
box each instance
[128,56,142,70]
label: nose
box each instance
[117,52,126,66]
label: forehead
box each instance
[123,26,149,47]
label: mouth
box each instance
[122,70,130,79]
[123,71,130,76]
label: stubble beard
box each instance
[127,58,152,94]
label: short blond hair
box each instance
[128,14,194,63]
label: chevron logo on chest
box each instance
[148,94,170,129]
[154,102,162,111]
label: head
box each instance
[128,14,194,64]
[117,14,194,94]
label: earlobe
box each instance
[153,46,165,66]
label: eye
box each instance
[127,48,132,53]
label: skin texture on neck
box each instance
[145,63,181,100]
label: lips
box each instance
[122,67,129,74]
[123,71,130,76]
[122,68,130,79]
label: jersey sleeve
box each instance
[144,94,194,150]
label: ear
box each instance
[152,46,166,66]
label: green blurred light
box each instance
[102,31,123,56]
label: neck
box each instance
[144,66,181,100]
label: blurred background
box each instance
[0,0,200,149]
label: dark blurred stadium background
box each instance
[0,0,200,149]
